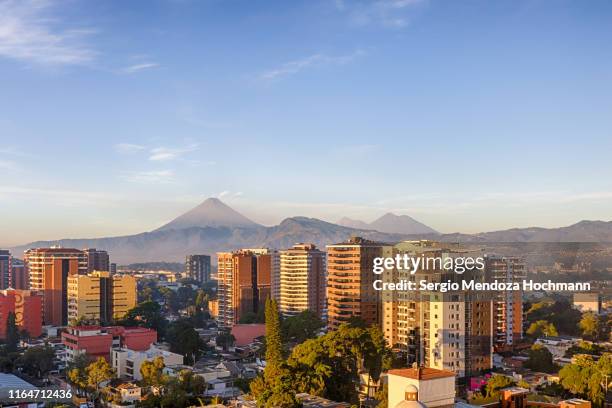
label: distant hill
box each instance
[337,217,371,230]
[338,212,438,235]
[9,199,612,263]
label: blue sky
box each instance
[1,0,612,246]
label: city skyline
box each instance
[1,0,612,245]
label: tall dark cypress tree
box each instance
[264,298,282,378]
[6,312,20,353]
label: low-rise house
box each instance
[112,344,183,381]
[108,382,142,405]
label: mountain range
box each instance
[9,197,612,263]
[338,213,438,234]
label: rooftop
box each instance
[0,373,36,389]
[387,367,455,380]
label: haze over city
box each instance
[1,0,612,246]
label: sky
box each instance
[1,0,612,246]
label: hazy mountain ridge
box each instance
[9,199,612,263]
[337,212,439,235]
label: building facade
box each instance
[387,366,456,408]
[216,249,274,327]
[381,241,493,380]
[10,259,28,290]
[112,345,183,380]
[67,271,137,324]
[185,254,212,283]
[326,237,384,329]
[25,247,88,326]
[84,248,110,273]
[484,255,525,347]
[0,250,10,290]
[0,289,43,339]
[62,325,157,362]
[279,243,326,318]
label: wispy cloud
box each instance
[216,191,243,199]
[334,0,426,28]
[260,50,365,81]
[121,170,175,184]
[0,0,96,66]
[121,62,160,74]
[114,143,146,154]
[148,144,198,161]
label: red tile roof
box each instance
[231,324,266,346]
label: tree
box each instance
[264,299,283,377]
[20,345,54,378]
[525,299,581,336]
[526,320,558,338]
[524,344,555,373]
[215,330,235,351]
[517,380,530,390]
[281,310,324,344]
[375,383,388,408]
[166,319,205,365]
[5,312,19,353]
[285,323,392,405]
[86,357,115,400]
[67,353,90,396]
[140,356,167,387]
[559,353,612,406]
[121,301,168,337]
[485,375,515,398]
[579,313,600,340]
[250,299,300,408]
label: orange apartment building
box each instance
[484,255,525,347]
[326,237,384,329]
[216,249,273,327]
[25,247,88,326]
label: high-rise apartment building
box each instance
[67,271,137,324]
[84,248,110,272]
[0,250,11,290]
[484,255,525,347]
[381,241,493,381]
[216,249,274,327]
[326,237,384,329]
[279,243,326,318]
[10,259,28,290]
[25,247,88,326]
[185,254,212,283]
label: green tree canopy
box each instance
[559,353,612,406]
[166,319,205,365]
[485,375,515,398]
[140,356,167,387]
[526,320,559,338]
[19,344,54,378]
[281,310,324,344]
[86,357,115,396]
[524,344,555,373]
[121,301,168,337]
[579,313,600,340]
